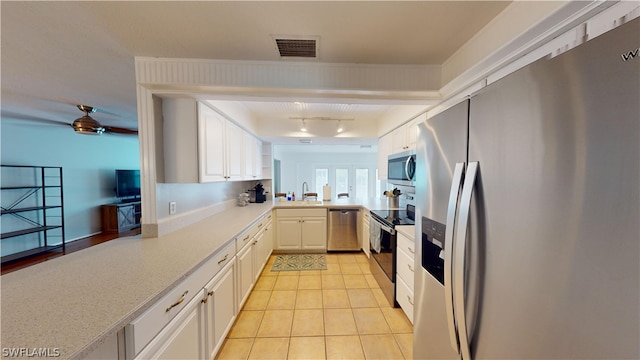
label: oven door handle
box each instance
[371,217,396,235]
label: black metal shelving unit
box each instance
[1,165,66,264]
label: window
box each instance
[355,169,368,199]
[335,168,349,195]
[315,168,328,196]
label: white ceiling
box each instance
[1,1,511,142]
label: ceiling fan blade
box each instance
[103,126,138,135]
[1,111,73,128]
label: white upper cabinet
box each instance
[377,133,393,180]
[242,131,263,180]
[162,98,261,183]
[224,119,244,181]
[391,117,420,153]
[197,102,226,182]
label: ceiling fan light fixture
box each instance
[73,105,105,135]
[72,115,105,134]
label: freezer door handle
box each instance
[454,161,479,360]
[444,162,465,354]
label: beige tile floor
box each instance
[216,252,413,360]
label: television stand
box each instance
[101,201,141,233]
[120,197,141,204]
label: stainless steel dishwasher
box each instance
[328,208,360,251]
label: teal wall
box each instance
[1,120,140,243]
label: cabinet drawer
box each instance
[236,216,265,250]
[276,208,326,217]
[126,241,234,357]
[396,276,414,324]
[397,232,416,260]
[396,248,415,290]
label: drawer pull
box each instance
[408,247,415,254]
[166,291,188,312]
[408,295,414,306]
[217,254,229,264]
[408,264,414,272]
[243,235,250,241]
[258,223,263,228]
[201,290,214,304]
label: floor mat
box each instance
[270,254,327,271]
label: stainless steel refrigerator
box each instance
[414,18,639,359]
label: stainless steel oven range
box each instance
[369,201,415,307]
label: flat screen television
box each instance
[115,169,141,199]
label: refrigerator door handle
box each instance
[454,161,479,360]
[444,162,465,354]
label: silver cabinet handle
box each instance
[217,254,229,264]
[407,295,414,306]
[454,161,478,360]
[166,290,188,312]
[407,264,414,272]
[444,162,465,354]
[408,247,415,254]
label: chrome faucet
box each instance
[302,181,309,200]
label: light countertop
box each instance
[1,198,401,359]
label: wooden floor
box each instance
[1,228,141,275]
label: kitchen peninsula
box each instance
[1,197,404,359]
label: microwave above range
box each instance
[388,150,416,186]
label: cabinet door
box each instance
[204,261,236,359]
[135,294,204,359]
[236,243,254,308]
[262,220,273,263]
[198,102,226,182]
[301,217,327,250]
[362,215,370,257]
[391,125,408,153]
[254,137,263,179]
[226,121,244,181]
[253,230,265,281]
[406,119,418,150]
[377,134,392,180]
[243,131,255,179]
[276,218,302,250]
[117,204,136,231]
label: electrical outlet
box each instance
[169,202,177,215]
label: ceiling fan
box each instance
[72,105,137,135]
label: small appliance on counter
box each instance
[249,183,266,203]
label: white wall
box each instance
[1,120,140,242]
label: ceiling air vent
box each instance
[272,35,319,59]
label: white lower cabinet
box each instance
[236,239,255,309]
[203,260,237,359]
[275,209,327,250]
[237,215,273,309]
[123,212,274,360]
[362,211,370,257]
[395,230,415,324]
[134,293,204,359]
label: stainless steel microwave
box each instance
[388,150,416,186]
